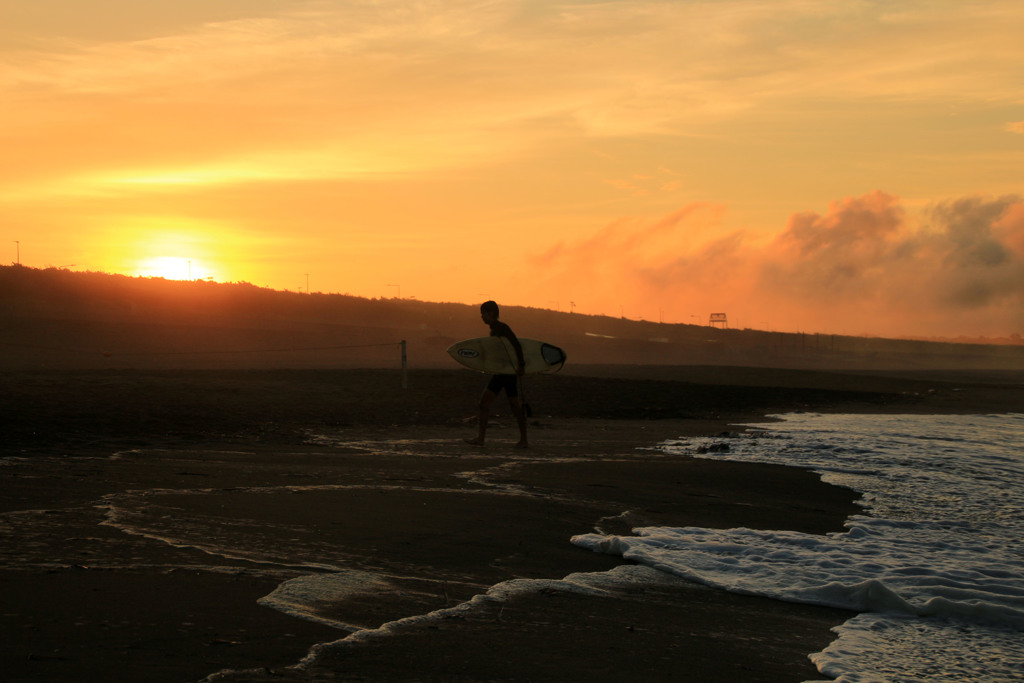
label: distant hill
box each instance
[2,265,1022,371]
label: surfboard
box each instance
[446,337,567,374]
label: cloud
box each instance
[527,192,1024,336]
[763,191,906,298]
[4,0,1023,201]
[926,195,1024,307]
[756,192,1024,333]
[1007,121,1024,134]
[533,203,726,271]
[9,1,1023,130]
[528,203,739,315]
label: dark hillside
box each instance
[2,265,1022,371]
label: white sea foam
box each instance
[573,413,1024,682]
[293,564,695,657]
[257,570,392,631]
[203,564,690,681]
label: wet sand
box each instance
[2,366,1021,682]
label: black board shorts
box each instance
[486,374,519,398]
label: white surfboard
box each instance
[446,337,566,374]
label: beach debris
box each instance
[695,442,730,454]
[207,638,243,646]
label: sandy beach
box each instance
[2,365,1022,682]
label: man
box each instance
[465,300,528,448]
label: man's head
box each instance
[480,300,499,324]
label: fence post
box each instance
[401,339,407,389]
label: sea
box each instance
[573,412,1024,682]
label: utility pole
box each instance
[401,340,407,389]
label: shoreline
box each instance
[2,367,1021,682]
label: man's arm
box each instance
[508,332,525,374]
[495,322,526,373]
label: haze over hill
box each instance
[2,265,1022,372]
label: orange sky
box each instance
[3,0,1023,338]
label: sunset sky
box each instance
[3,0,1023,338]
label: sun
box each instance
[101,221,229,283]
[136,256,195,280]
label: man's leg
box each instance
[465,389,497,445]
[509,396,528,448]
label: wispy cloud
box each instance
[7,1,1023,152]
